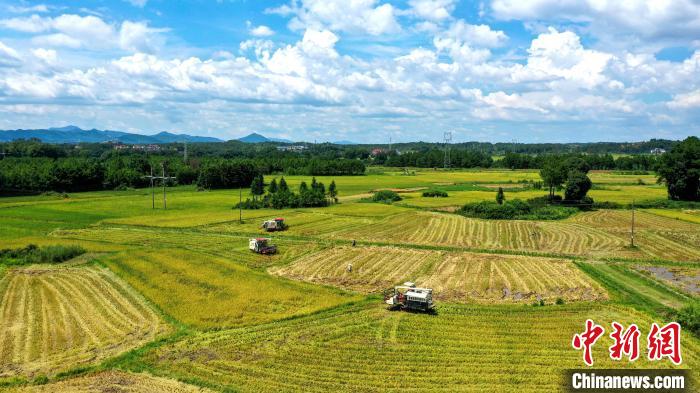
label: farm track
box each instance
[143,302,700,393]
[271,246,607,302]
[0,264,169,379]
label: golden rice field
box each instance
[0,263,168,379]
[139,302,700,393]
[330,211,635,258]
[271,246,607,302]
[568,210,700,261]
[101,249,357,330]
[7,371,213,393]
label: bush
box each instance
[460,199,577,220]
[422,190,448,197]
[372,190,402,203]
[0,244,86,265]
[555,298,565,305]
[673,302,700,336]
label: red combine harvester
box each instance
[262,218,287,232]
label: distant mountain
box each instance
[333,140,358,145]
[0,126,222,144]
[237,132,294,143]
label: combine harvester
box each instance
[262,218,287,232]
[249,238,277,255]
[384,282,435,312]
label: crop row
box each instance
[142,302,700,393]
[271,246,607,302]
[0,264,168,378]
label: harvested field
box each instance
[141,302,700,393]
[271,246,607,302]
[0,264,168,379]
[331,212,633,258]
[569,210,700,261]
[8,371,213,392]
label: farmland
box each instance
[136,302,700,393]
[0,168,698,391]
[272,246,607,302]
[0,262,168,379]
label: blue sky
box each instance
[0,0,699,143]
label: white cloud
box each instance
[268,0,401,35]
[491,0,700,46]
[7,4,50,13]
[437,20,508,48]
[119,21,168,52]
[249,24,275,37]
[31,48,57,64]
[0,40,22,67]
[0,14,166,52]
[409,0,456,22]
[668,91,700,109]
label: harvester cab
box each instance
[262,218,287,232]
[249,238,277,255]
[384,282,434,312]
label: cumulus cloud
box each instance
[491,0,700,46]
[0,14,167,52]
[668,91,700,109]
[7,4,50,13]
[125,0,148,7]
[268,0,401,35]
[249,24,275,37]
[31,47,57,64]
[408,0,456,22]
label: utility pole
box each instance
[389,136,392,153]
[183,141,188,163]
[631,200,635,247]
[239,187,243,223]
[144,163,175,209]
[443,131,452,169]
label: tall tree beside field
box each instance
[539,160,567,199]
[328,180,337,203]
[268,178,278,194]
[278,177,289,192]
[496,187,505,204]
[251,174,265,201]
[657,136,700,201]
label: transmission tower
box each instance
[443,131,452,169]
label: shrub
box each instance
[460,199,577,220]
[673,302,700,336]
[372,190,402,203]
[0,244,86,265]
[422,190,448,197]
[555,298,565,305]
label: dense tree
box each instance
[328,180,337,203]
[268,178,278,194]
[496,187,505,205]
[657,136,700,201]
[278,177,289,192]
[564,171,592,201]
[250,174,265,201]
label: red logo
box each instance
[648,322,682,365]
[572,319,605,366]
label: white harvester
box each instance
[262,218,287,232]
[249,237,277,255]
[384,282,434,312]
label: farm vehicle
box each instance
[249,238,277,255]
[262,218,287,232]
[384,282,434,312]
